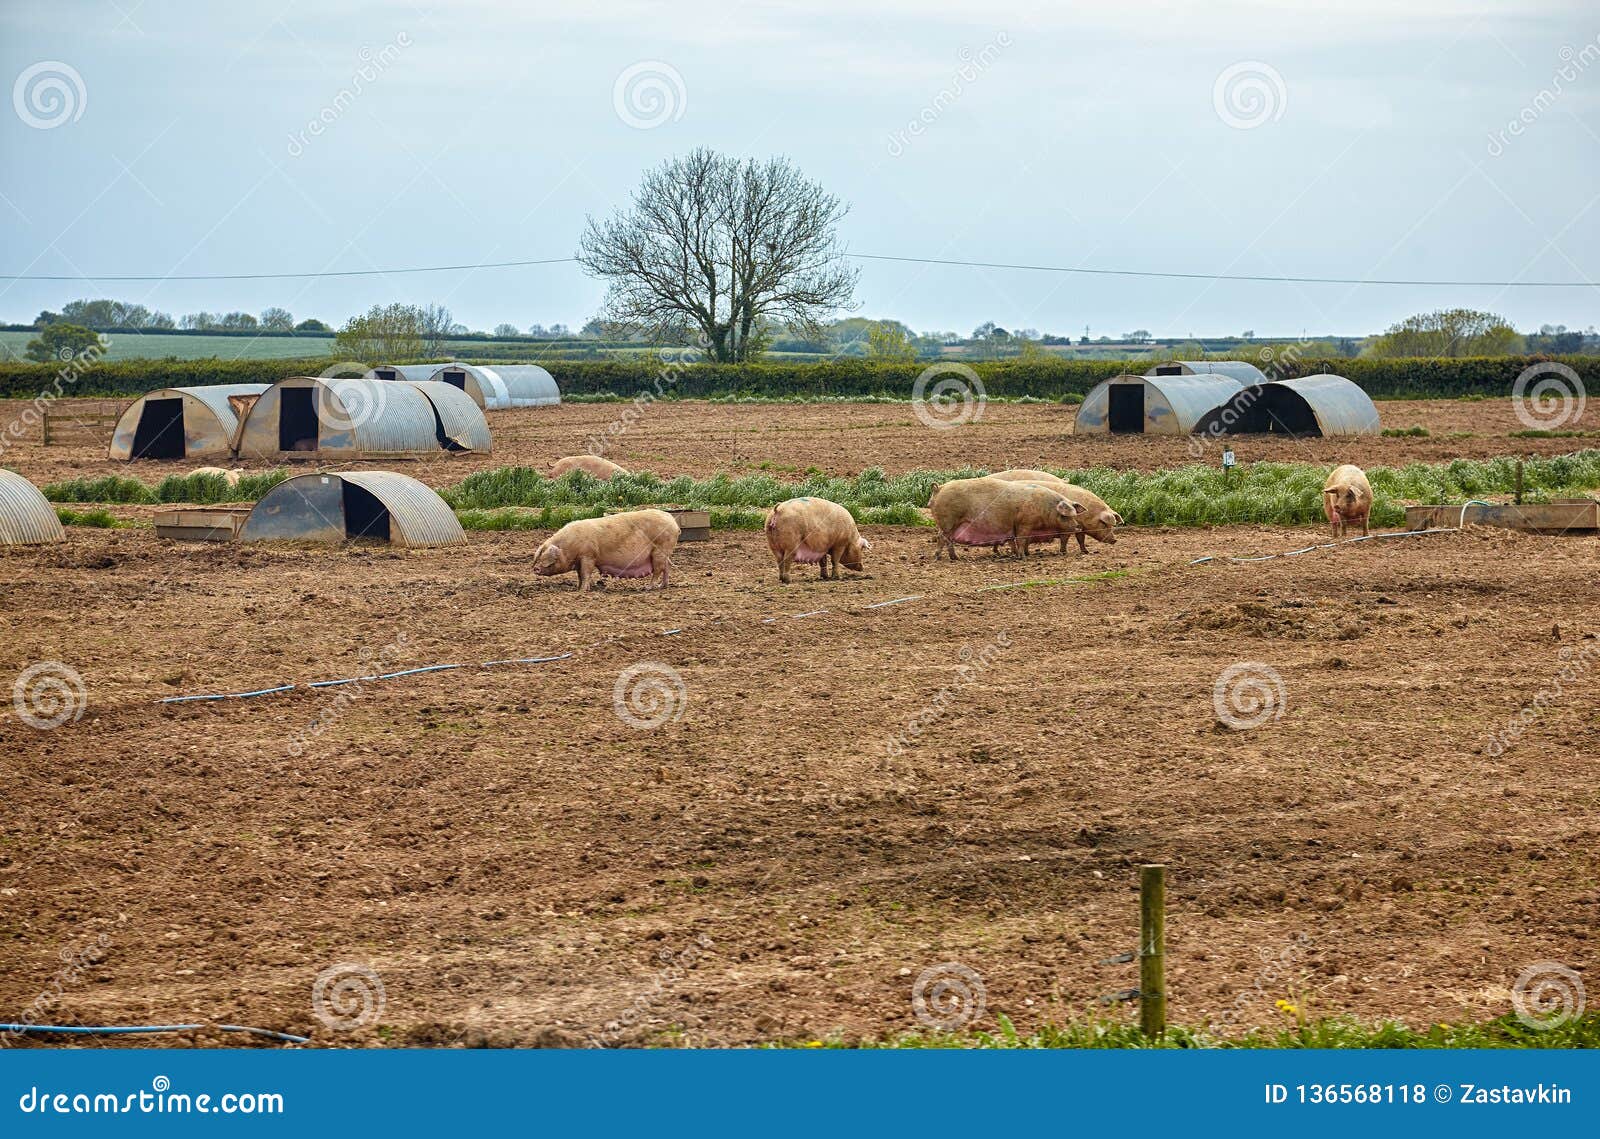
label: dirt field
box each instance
[5,396,1593,489]
[2,503,1596,1046]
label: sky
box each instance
[1,0,1597,339]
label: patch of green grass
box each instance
[457,505,605,531]
[1381,426,1429,437]
[788,1011,1600,1049]
[1509,428,1600,439]
[41,475,157,504]
[55,507,125,528]
[438,451,1600,531]
[154,469,290,504]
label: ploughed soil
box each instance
[5,396,1594,489]
[2,516,1595,1047]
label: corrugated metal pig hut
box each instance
[237,471,465,547]
[108,384,269,460]
[234,377,490,460]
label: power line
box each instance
[847,252,1598,289]
[0,251,1592,288]
[0,257,579,282]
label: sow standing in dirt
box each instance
[764,496,869,583]
[532,508,679,591]
[1322,464,1373,537]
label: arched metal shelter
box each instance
[235,377,491,459]
[237,471,466,547]
[1146,360,1270,384]
[1190,374,1381,437]
[424,363,560,410]
[1075,373,1245,435]
[108,384,269,460]
[0,469,65,545]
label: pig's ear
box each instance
[1108,511,1123,526]
[858,537,872,550]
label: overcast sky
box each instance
[1,0,1596,338]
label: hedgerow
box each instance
[2,354,1595,401]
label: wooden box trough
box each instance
[154,506,252,542]
[668,508,710,542]
[1404,500,1599,534]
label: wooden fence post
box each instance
[1139,864,1166,1038]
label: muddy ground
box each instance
[6,396,1594,489]
[1,511,1595,1047]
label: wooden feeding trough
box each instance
[668,507,710,542]
[154,506,253,542]
[1404,500,1599,535]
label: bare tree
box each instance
[578,149,858,362]
[418,303,456,354]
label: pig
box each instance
[189,466,242,487]
[987,469,1082,554]
[551,455,627,480]
[764,496,870,583]
[990,471,1122,553]
[927,476,1083,561]
[531,509,678,591]
[1322,463,1372,537]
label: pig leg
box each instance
[577,556,598,592]
[649,549,671,589]
[1075,531,1088,555]
[777,552,792,584]
[1359,511,1369,537]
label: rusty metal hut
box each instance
[108,384,269,460]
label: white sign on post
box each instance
[1222,450,1236,469]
